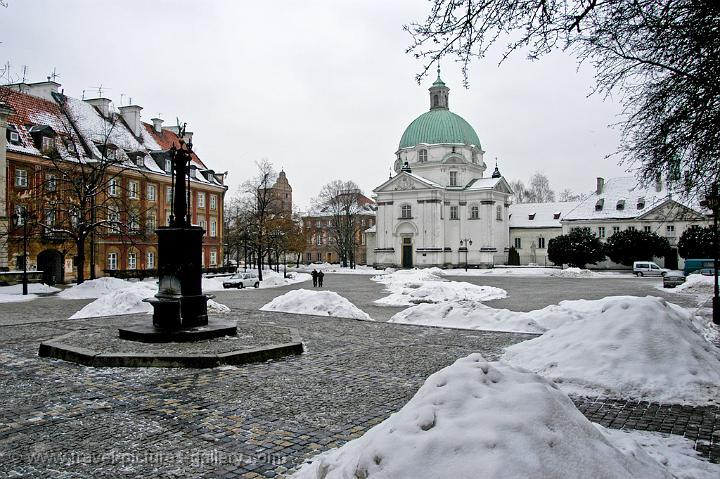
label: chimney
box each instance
[118,105,143,137]
[151,117,163,133]
[596,177,604,195]
[10,81,61,102]
[84,97,112,118]
[655,174,663,192]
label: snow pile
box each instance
[0,293,38,303]
[0,283,60,295]
[259,269,311,288]
[299,263,379,275]
[503,296,720,404]
[59,277,136,299]
[372,268,505,306]
[260,289,372,320]
[292,354,671,479]
[69,281,229,319]
[389,302,545,333]
[549,267,600,278]
[674,274,715,295]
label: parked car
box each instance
[663,270,686,288]
[222,272,260,289]
[633,261,669,277]
[693,268,717,276]
[683,259,716,276]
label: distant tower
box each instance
[271,170,293,214]
[429,67,449,110]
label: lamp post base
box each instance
[713,295,720,325]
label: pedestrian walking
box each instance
[318,270,324,288]
[311,269,318,287]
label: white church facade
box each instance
[367,72,513,268]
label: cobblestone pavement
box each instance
[0,274,718,477]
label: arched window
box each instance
[470,205,479,219]
[401,204,412,219]
[433,94,439,106]
[418,149,427,163]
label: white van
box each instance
[633,261,669,277]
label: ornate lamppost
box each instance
[11,209,35,295]
[460,237,472,272]
[700,184,720,325]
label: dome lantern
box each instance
[429,66,449,110]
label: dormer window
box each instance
[164,159,172,173]
[528,213,536,220]
[637,197,645,209]
[41,136,54,152]
[616,199,625,211]
[418,149,427,163]
[7,125,20,144]
[553,212,561,220]
[595,198,604,211]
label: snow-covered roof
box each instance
[509,201,581,228]
[563,177,705,221]
[365,225,376,233]
[464,177,502,191]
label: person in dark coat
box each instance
[318,270,324,288]
[311,269,318,287]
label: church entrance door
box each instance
[401,237,413,268]
[38,249,64,285]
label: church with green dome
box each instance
[368,71,513,268]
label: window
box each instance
[147,252,155,269]
[514,237,522,249]
[401,204,412,219]
[14,205,27,225]
[200,251,205,267]
[449,171,458,186]
[496,205,502,221]
[598,226,606,238]
[9,131,19,143]
[470,206,479,220]
[210,218,217,237]
[46,174,57,192]
[644,226,652,232]
[210,195,217,210]
[146,212,157,234]
[128,180,139,199]
[41,136,54,152]
[316,252,321,262]
[450,205,459,220]
[108,178,118,196]
[627,226,636,231]
[538,237,546,249]
[166,186,173,204]
[210,250,217,266]
[45,209,56,227]
[418,149,427,163]
[306,252,312,263]
[147,184,156,201]
[16,255,26,270]
[612,226,620,234]
[197,192,206,208]
[595,199,604,211]
[15,168,28,188]
[108,206,120,229]
[129,212,139,232]
[199,218,207,234]
[316,220,321,228]
[164,159,172,173]
[107,252,118,270]
[128,253,137,270]
[666,225,675,236]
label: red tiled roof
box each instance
[142,123,207,169]
[1,87,63,127]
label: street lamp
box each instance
[459,237,472,272]
[11,209,35,295]
[700,184,720,325]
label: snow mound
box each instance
[549,267,599,278]
[371,268,445,288]
[58,277,136,299]
[69,281,230,319]
[259,269,311,288]
[376,281,507,306]
[292,354,670,479]
[260,289,372,320]
[674,274,715,295]
[389,302,544,333]
[0,283,60,296]
[503,296,720,404]
[0,293,38,303]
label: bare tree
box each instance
[405,1,720,198]
[314,180,366,268]
[526,172,555,203]
[509,179,528,204]
[558,188,588,202]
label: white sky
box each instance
[1,0,628,210]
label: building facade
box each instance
[508,201,581,266]
[1,81,227,283]
[370,72,512,268]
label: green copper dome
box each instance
[399,109,481,149]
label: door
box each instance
[401,238,413,268]
[37,249,64,285]
[664,249,679,270]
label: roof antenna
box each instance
[47,67,60,82]
[21,65,28,83]
[120,93,125,105]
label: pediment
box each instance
[373,172,439,193]
[638,199,705,221]
[494,177,513,195]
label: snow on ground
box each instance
[599,426,720,479]
[438,267,625,277]
[260,289,372,321]
[548,267,602,278]
[0,282,59,303]
[0,293,38,303]
[291,354,671,479]
[294,263,379,275]
[672,273,716,296]
[69,281,229,319]
[389,302,545,334]
[58,277,140,299]
[372,268,506,306]
[503,296,720,405]
[202,269,311,291]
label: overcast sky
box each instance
[1,0,628,209]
